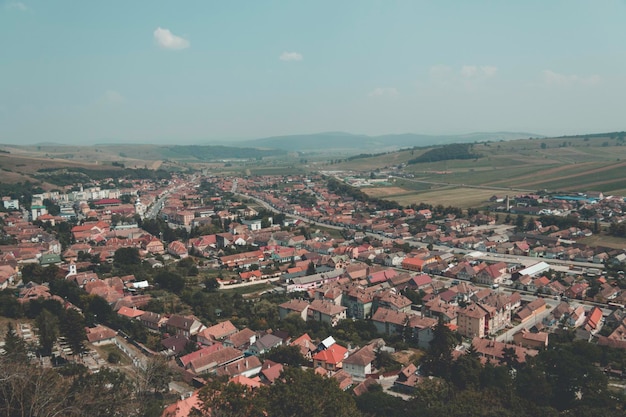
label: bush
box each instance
[107,351,122,364]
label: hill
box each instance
[236,131,542,153]
[331,131,626,207]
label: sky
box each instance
[1,0,626,145]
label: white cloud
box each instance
[5,1,28,11]
[461,65,498,78]
[103,90,125,104]
[279,51,303,61]
[542,70,600,86]
[428,64,497,91]
[460,65,478,78]
[430,65,453,78]
[153,27,190,50]
[368,87,398,97]
[481,66,498,77]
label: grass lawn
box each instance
[94,344,132,366]
[578,234,626,250]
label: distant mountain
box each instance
[236,131,544,153]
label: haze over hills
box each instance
[234,131,544,152]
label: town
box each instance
[1,169,625,416]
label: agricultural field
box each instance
[338,135,626,208]
[363,184,497,208]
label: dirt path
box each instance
[150,160,163,170]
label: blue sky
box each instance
[1,0,625,145]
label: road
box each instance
[496,303,554,343]
[145,183,185,219]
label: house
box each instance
[248,333,283,356]
[197,320,238,344]
[422,297,459,324]
[353,378,380,397]
[223,328,257,350]
[513,329,549,349]
[167,241,188,258]
[516,298,547,323]
[457,303,489,338]
[331,370,353,391]
[401,257,427,272]
[373,290,412,313]
[188,347,244,375]
[161,334,190,357]
[17,282,54,303]
[278,299,310,321]
[290,333,317,360]
[140,311,166,331]
[86,325,117,346]
[259,360,284,384]
[407,315,438,349]
[0,265,17,290]
[308,299,347,327]
[142,236,165,254]
[394,363,421,392]
[371,307,408,337]
[166,315,206,338]
[408,274,432,290]
[179,344,225,369]
[584,307,604,333]
[117,306,145,320]
[343,345,376,378]
[259,359,284,384]
[475,262,508,286]
[312,343,348,372]
[228,375,262,389]
[161,391,202,417]
[239,270,262,282]
[216,356,263,378]
[565,283,589,300]
[39,253,62,266]
[471,337,538,365]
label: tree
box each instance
[262,344,305,367]
[451,353,482,390]
[266,368,361,417]
[154,270,185,294]
[0,357,77,417]
[501,346,520,370]
[515,214,526,232]
[2,322,29,363]
[204,277,220,292]
[114,247,141,266]
[374,349,400,371]
[36,309,59,356]
[107,351,121,364]
[198,378,268,417]
[420,319,456,379]
[306,261,316,276]
[61,309,87,355]
[138,355,173,395]
[68,367,137,417]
